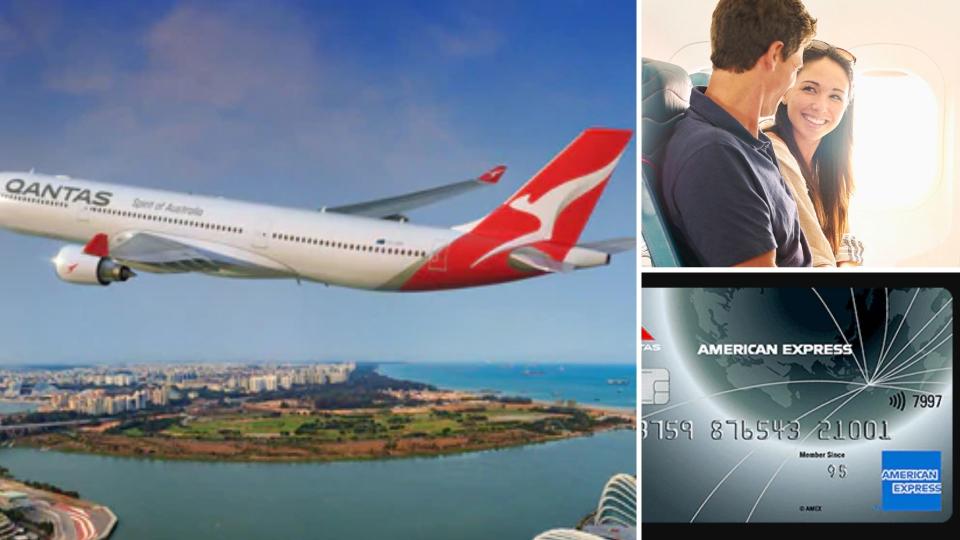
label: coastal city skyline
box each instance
[2,362,356,414]
[1,361,636,416]
[0,1,636,366]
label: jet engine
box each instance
[53,245,135,286]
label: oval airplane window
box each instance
[845,43,946,265]
[851,70,939,209]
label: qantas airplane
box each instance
[0,128,633,291]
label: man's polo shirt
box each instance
[661,87,811,267]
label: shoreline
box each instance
[375,364,637,412]
[530,398,636,416]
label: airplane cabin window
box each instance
[851,69,939,209]
[842,42,947,266]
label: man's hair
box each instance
[710,0,817,73]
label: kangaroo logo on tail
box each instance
[467,128,633,267]
[471,155,624,267]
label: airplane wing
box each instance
[323,165,506,219]
[108,231,292,278]
[577,237,636,254]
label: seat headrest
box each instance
[641,58,692,158]
[689,72,710,87]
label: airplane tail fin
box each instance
[461,128,633,247]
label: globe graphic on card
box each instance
[665,288,952,443]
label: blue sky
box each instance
[0,0,636,366]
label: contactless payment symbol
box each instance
[881,451,942,512]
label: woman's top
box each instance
[767,132,864,266]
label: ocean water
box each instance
[378,363,636,409]
[0,430,636,539]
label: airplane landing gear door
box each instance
[428,240,448,271]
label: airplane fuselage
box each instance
[0,129,632,291]
[0,172,486,290]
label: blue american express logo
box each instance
[881,451,942,511]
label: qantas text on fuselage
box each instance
[5,178,112,207]
[0,128,634,291]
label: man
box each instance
[661,0,817,266]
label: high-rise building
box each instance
[149,386,168,407]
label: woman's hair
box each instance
[768,45,855,254]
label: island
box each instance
[3,364,635,463]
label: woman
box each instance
[766,40,864,267]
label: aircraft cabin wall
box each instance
[643,0,959,267]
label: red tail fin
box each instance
[462,129,632,268]
[469,128,632,247]
[399,129,632,290]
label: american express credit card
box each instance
[642,287,953,523]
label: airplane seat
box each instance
[641,58,693,267]
[689,71,711,87]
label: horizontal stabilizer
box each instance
[508,247,575,273]
[577,237,636,254]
